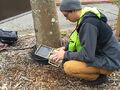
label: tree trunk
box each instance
[116,7,120,40]
[30,0,61,48]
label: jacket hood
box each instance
[83,11,108,23]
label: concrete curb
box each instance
[81,0,112,5]
[56,0,113,6]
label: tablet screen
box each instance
[35,46,53,59]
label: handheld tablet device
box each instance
[34,44,54,59]
[34,44,63,67]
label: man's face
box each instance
[62,11,78,22]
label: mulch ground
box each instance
[0,32,120,90]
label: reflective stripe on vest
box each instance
[68,7,101,52]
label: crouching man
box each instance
[49,0,120,84]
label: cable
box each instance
[0,45,34,52]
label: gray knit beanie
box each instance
[60,0,82,11]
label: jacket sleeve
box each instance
[64,23,99,63]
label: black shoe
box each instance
[80,74,108,86]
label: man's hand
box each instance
[49,49,65,62]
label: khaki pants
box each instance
[63,60,112,80]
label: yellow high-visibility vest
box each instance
[68,7,101,52]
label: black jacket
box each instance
[64,12,120,70]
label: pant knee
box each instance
[63,61,74,75]
[63,61,100,80]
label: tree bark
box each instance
[116,7,120,40]
[30,0,61,48]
